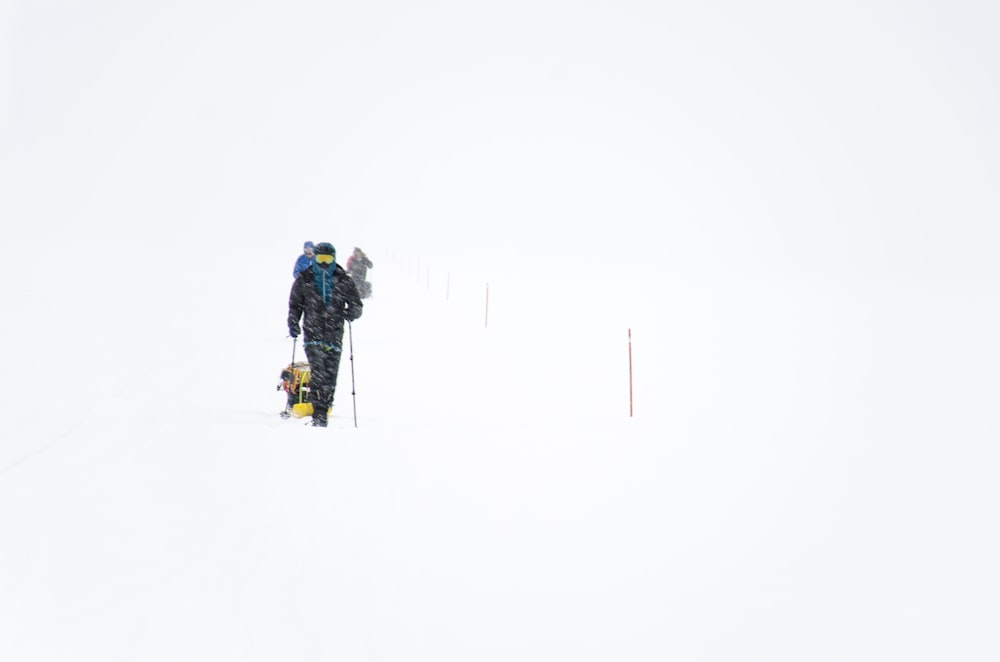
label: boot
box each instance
[311,392,332,427]
[311,409,328,427]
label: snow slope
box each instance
[1,235,998,661]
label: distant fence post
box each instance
[628,328,634,417]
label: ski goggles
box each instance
[315,254,335,265]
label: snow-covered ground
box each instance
[1,235,998,661]
[3,2,1000,660]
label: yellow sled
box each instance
[278,362,328,418]
[292,402,314,418]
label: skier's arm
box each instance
[342,278,363,322]
[287,278,305,335]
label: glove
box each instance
[289,323,300,338]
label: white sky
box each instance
[5,1,999,280]
[2,2,1000,659]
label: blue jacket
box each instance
[293,254,312,278]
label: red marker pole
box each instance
[628,328,634,417]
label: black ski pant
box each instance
[304,343,343,421]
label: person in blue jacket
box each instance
[293,241,315,278]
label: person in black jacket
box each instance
[287,242,363,427]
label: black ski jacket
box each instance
[288,264,363,347]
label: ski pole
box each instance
[281,336,298,419]
[348,321,358,428]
